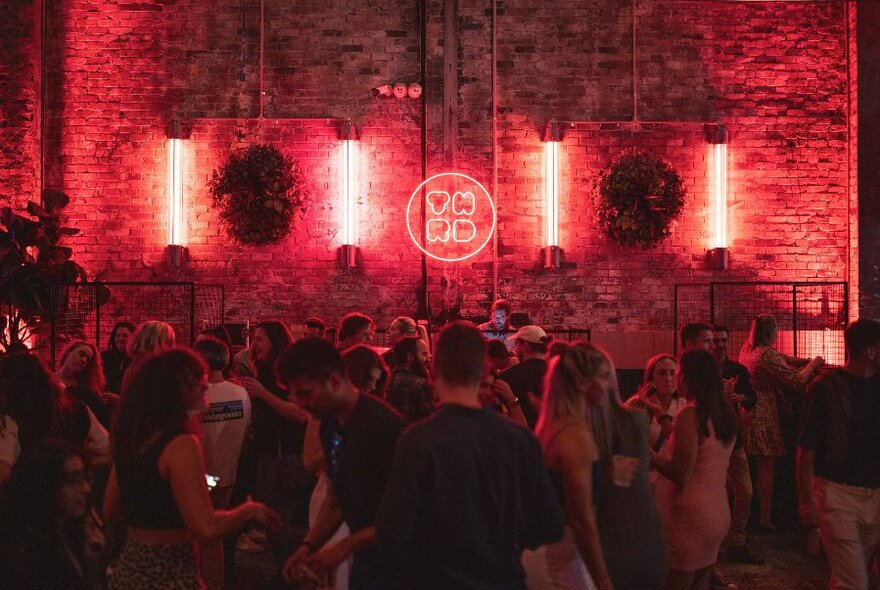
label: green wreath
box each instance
[209,144,309,245]
[593,151,686,249]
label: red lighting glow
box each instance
[406,172,496,262]
[712,141,728,250]
[340,139,358,247]
[166,136,184,246]
[544,141,559,248]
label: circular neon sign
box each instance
[406,172,496,262]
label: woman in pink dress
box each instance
[651,349,738,590]
[738,314,823,529]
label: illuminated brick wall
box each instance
[0,0,38,205]
[3,0,860,363]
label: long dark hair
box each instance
[6,439,85,529]
[107,321,135,352]
[679,349,737,444]
[254,320,292,392]
[0,353,78,449]
[113,348,206,457]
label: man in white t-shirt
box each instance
[194,335,252,589]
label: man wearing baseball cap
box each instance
[498,325,550,428]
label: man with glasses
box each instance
[278,337,405,589]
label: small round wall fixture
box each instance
[593,151,686,249]
[406,172,496,263]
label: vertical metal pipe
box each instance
[259,0,265,118]
[95,283,101,354]
[792,286,799,358]
[419,0,429,319]
[491,0,498,301]
[632,0,638,122]
[190,283,197,346]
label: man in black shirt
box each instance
[376,321,564,589]
[712,324,763,566]
[278,337,406,589]
[498,325,550,428]
[798,319,880,590]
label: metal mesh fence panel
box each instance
[50,283,101,354]
[674,282,848,364]
[51,283,224,364]
[711,283,796,360]
[195,285,225,333]
[793,283,848,366]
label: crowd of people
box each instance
[0,304,877,590]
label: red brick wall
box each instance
[15,0,856,361]
[0,0,38,204]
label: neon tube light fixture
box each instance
[709,124,729,270]
[340,119,358,267]
[167,120,185,246]
[165,120,187,271]
[543,120,561,268]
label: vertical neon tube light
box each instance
[713,143,728,248]
[167,120,184,246]
[710,124,728,270]
[340,119,357,267]
[543,120,561,268]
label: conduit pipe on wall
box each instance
[419,0,430,319]
[491,0,498,301]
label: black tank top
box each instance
[115,432,186,529]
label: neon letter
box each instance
[453,220,477,242]
[426,219,451,243]
[427,191,450,215]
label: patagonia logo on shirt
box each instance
[202,400,245,423]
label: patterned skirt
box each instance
[108,541,204,590]
[742,388,786,457]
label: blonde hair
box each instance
[741,314,777,357]
[388,316,430,349]
[127,321,176,359]
[536,342,619,447]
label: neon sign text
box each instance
[406,173,496,262]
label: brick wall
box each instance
[10,0,857,364]
[0,0,38,204]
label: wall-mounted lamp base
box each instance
[544,245,562,269]
[710,247,729,271]
[165,244,188,271]
[340,244,357,268]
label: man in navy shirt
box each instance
[376,321,564,589]
[279,337,405,589]
[798,319,880,590]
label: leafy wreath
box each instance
[593,151,686,249]
[209,144,308,245]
